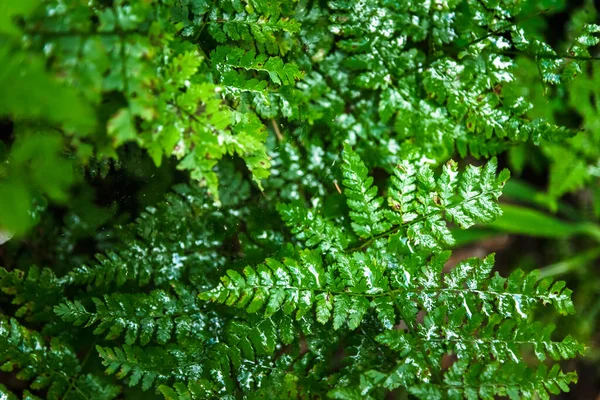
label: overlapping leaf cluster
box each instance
[0,0,305,230]
[290,0,581,170]
[0,0,593,399]
[202,148,583,399]
[506,4,600,214]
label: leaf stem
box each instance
[538,247,600,279]
[271,119,284,141]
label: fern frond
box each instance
[385,157,509,249]
[167,81,233,198]
[396,252,576,317]
[208,14,301,46]
[0,317,77,388]
[277,203,347,255]
[159,361,306,400]
[54,286,206,345]
[0,317,119,399]
[0,384,56,400]
[201,249,576,331]
[199,246,325,321]
[63,185,227,289]
[212,45,304,85]
[220,70,270,94]
[14,1,279,198]
[512,24,600,84]
[158,329,327,399]
[424,58,575,144]
[69,374,121,400]
[158,380,216,400]
[245,0,286,18]
[2,1,588,398]
[218,70,300,119]
[342,351,579,399]
[540,62,600,204]
[96,343,202,391]
[230,111,272,189]
[376,312,583,364]
[342,145,391,239]
[418,360,577,400]
[0,266,63,323]
[97,316,295,392]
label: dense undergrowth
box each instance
[1,0,600,399]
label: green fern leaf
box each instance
[64,185,227,289]
[0,266,63,323]
[386,157,509,250]
[212,45,304,85]
[277,203,347,255]
[0,317,119,399]
[208,14,301,45]
[159,380,216,400]
[55,286,206,345]
[201,248,577,337]
[342,144,392,239]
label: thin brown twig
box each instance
[271,119,284,141]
